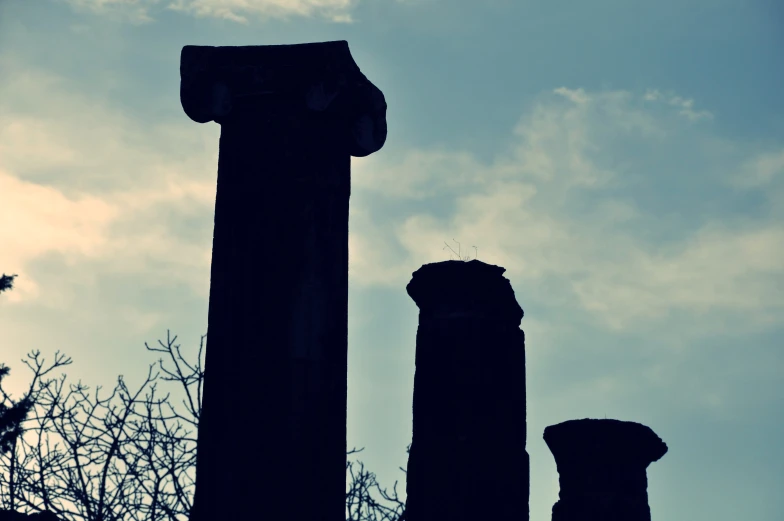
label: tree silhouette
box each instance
[1,274,36,460]
[0,274,17,294]
[0,368,34,458]
[0,273,39,521]
[0,331,407,521]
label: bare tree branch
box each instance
[0,332,408,521]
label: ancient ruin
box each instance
[544,418,668,521]
[404,259,529,521]
[179,41,386,521]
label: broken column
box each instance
[404,260,529,521]
[179,41,387,521]
[544,418,668,521]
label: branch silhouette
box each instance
[0,274,19,294]
[0,332,407,521]
[442,239,478,261]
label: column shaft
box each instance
[405,260,529,521]
[180,41,387,521]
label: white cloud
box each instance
[60,0,359,23]
[352,148,486,199]
[569,223,784,329]
[0,61,220,307]
[0,171,119,303]
[166,0,358,24]
[731,149,784,188]
[60,0,161,24]
[350,88,783,332]
[2,56,780,333]
[643,88,713,121]
[553,86,590,105]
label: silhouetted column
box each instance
[179,41,387,521]
[404,260,529,521]
[544,419,668,521]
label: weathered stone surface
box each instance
[544,418,668,521]
[180,41,386,521]
[0,510,59,521]
[404,259,529,521]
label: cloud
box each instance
[59,0,161,24]
[2,55,780,333]
[0,171,119,303]
[350,87,783,332]
[166,0,358,24]
[59,0,359,24]
[352,148,486,200]
[643,89,661,101]
[643,88,713,121]
[732,149,784,188]
[568,223,784,329]
[554,86,590,105]
[0,58,220,307]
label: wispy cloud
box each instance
[59,0,162,24]
[2,58,781,333]
[350,87,783,332]
[0,59,219,306]
[59,0,360,24]
[0,171,119,303]
[643,88,714,121]
[732,149,784,188]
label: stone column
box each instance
[544,418,668,521]
[179,41,387,521]
[404,260,529,521]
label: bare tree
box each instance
[346,446,407,521]
[0,332,408,521]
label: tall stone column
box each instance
[179,41,387,521]
[404,260,529,521]
[544,418,668,521]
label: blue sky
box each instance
[1,0,782,519]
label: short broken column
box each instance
[544,418,668,521]
[404,260,529,521]
[179,41,387,521]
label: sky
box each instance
[0,0,783,519]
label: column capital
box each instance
[179,40,387,157]
[544,418,668,468]
[406,260,524,325]
[543,419,667,520]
